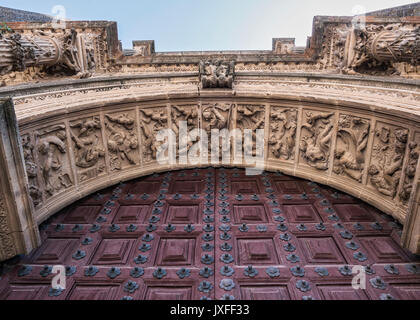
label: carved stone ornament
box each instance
[70,116,106,182]
[344,24,420,74]
[105,112,139,171]
[0,28,97,78]
[333,115,370,182]
[368,124,408,199]
[36,125,73,198]
[269,107,297,161]
[300,111,335,170]
[139,107,168,163]
[199,60,235,89]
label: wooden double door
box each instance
[1,168,419,300]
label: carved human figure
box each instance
[269,108,297,160]
[333,116,370,182]
[105,113,139,170]
[300,112,334,170]
[171,105,198,157]
[37,129,72,196]
[200,60,234,89]
[237,105,265,157]
[369,126,408,198]
[70,117,105,169]
[139,108,168,162]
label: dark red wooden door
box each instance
[1,168,419,300]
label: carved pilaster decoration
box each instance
[105,112,139,171]
[0,28,97,77]
[368,124,408,199]
[70,116,106,182]
[344,24,420,74]
[139,108,168,163]
[333,115,370,182]
[199,60,235,89]
[299,111,335,170]
[269,107,297,161]
[0,99,40,262]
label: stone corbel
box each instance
[0,99,40,262]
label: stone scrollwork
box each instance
[105,112,139,171]
[70,116,106,182]
[333,115,370,182]
[299,111,335,171]
[0,28,98,78]
[269,107,297,161]
[139,107,168,163]
[36,125,73,198]
[344,24,420,75]
[199,60,235,89]
[368,124,408,199]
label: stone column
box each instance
[0,98,40,262]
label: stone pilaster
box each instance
[0,98,40,262]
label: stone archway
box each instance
[0,167,419,300]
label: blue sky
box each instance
[2,0,417,51]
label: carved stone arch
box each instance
[0,72,420,260]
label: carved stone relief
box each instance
[171,105,199,157]
[36,124,73,198]
[299,111,335,170]
[398,134,420,205]
[236,105,265,158]
[105,112,139,171]
[201,104,232,159]
[344,24,420,75]
[268,107,297,161]
[22,133,43,207]
[0,28,99,78]
[139,107,168,163]
[70,116,106,182]
[368,123,408,198]
[0,193,17,260]
[199,60,235,89]
[333,115,370,182]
